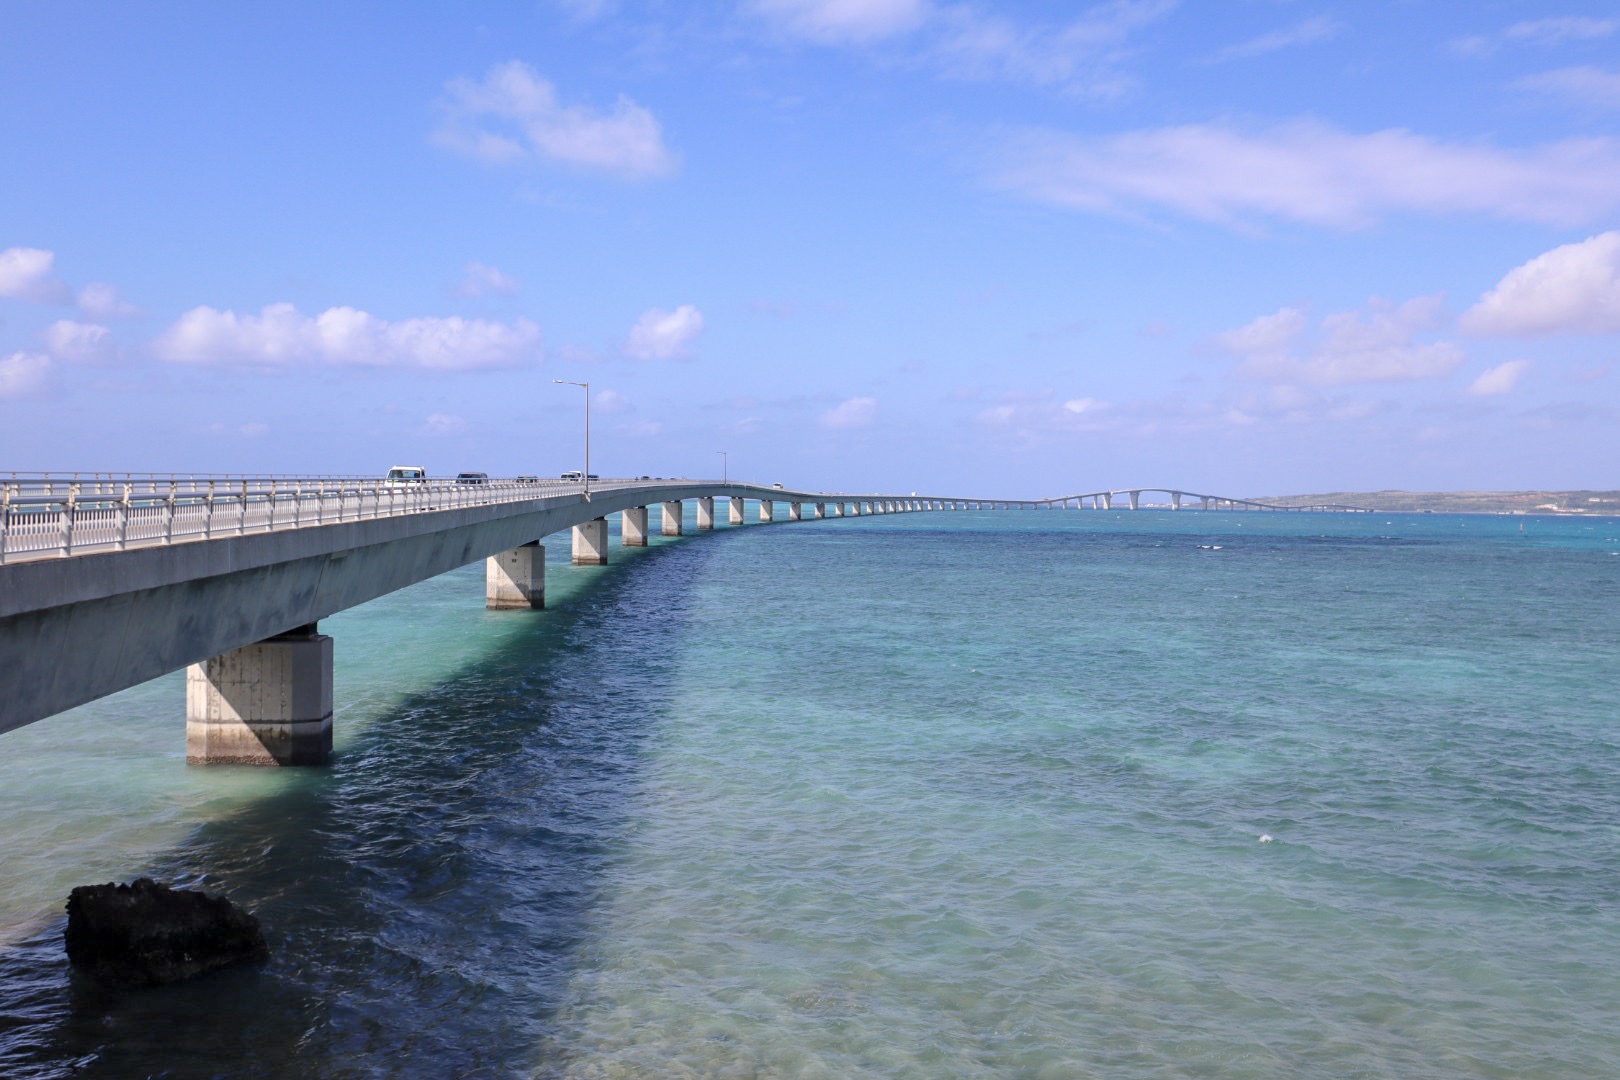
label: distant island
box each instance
[1249,490,1620,514]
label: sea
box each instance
[1,507,1617,1079]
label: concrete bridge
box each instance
[0,473,978,765]
[0,472,1367,766]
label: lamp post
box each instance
[716,450,727,485]
[554,379,590,497]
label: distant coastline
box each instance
[1249,490,1620,514]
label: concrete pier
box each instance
[185,624,333,765]
[833,503,844,517]
[662,501,683,536]
[814,502,825,519]
[790,502,802,521]
[1171,492,1182,510]
[1129,490,1141,510]
[572,517,609,565]
[760,500,774,523]
[486,541,545,609]
[622,506,649,546]
[697,496,715,530]
[730,497,746,525]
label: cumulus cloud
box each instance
[77,281,142,319]
[1460,232,1620,336]
[820,395,877,428]
[1516,66,1620,111]
[452,261,519,298]
[989,121,1620,229]
[625,304,704,359]
[748,0,930,43]
[1220,294,1466,385]
[594,388,632,412]
[0,351,52,398]
[1207,15,1340,63]
[434,61,676,178]
[153,303,542,369]
[43,320,118,365]
[0,247,72,304]
[1468,360,1533,396]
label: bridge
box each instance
[0,472,1366,766]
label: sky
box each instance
[3,1,1619,498]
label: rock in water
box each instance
[65,878,269,987]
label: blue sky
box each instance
[3,1,1618,496]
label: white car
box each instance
[384,465,427,484]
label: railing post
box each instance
[204,480,216,540]
[0,481,10,565]
[268,479,277,531]
[61,482,79,556]
[238,479,247,535]
[164,482,176,544]
[116,483,132,550]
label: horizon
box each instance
[3,2,1618,494]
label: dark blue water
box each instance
[3,510,1618,1077]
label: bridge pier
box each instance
[486,541,545,609]
[790,502,802,521]
[1171,492,1181,511]
[1201,496,1211,511]
[662,501,683,536]
[622,506,649,546]
[834,502,845,517]
[760,500,774,523]
[186,623,333,766]
[730,497,746,525]
[1129,491,1140,511]
[572,517,609,565]
[697,496,715,531]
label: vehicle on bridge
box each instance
[384,466,426,484]
[455,472,489,485]
[559,472,599,482]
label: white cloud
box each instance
[434,61,676,178]
[820,395,877,428]
[1460,231,1620,336]
[625,304,704,359]
[594,388,632,412]
[1220,294,1466,386]
[747,0,931,44]
[0,247,72,304]
[452,261,519,298]
[929,1,1175,93]
[1516,66,1620,111]
[0,351,52,398]
[1468,360,1533,396]
[421,413,467,435]
[77,281,142,319]
[1454,17,1618,56]
[202,421,271,438]
[43,320,118,365]
[990,121,1620,229]
[153,302,542,369]
[1208,15,1340,63]
[1062,396,1107,414]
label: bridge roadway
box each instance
[0,473,1367,765]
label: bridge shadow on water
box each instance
[0,532,732,1080]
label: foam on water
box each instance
[2,510,1618,1078]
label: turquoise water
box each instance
[2,509,1618,1078]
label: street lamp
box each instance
[716,450,727,484]
[554,379,590,497]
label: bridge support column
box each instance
[1129,491,1140,510]
[572,517,609,565]
[760,500,774,523]
[1201,496,1211,511]
[662,501,683,536]
[833,503,844,517]
[1100,493,1112,510]
[622,506,649,546]
[814,502,825,519]
[697,497,715,530]
[186,624,333,766]
[730,497,746,525]
[790,502,802,521]
[1171,492,1182,511]
[486,541,545,609]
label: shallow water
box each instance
[2,510,1618,1078]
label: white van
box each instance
[384,466,427,484]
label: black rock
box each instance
[64,878,269,988]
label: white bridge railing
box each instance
[0,472,649,566]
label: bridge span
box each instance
[0,473,978,764]
[0,472,1365,766]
